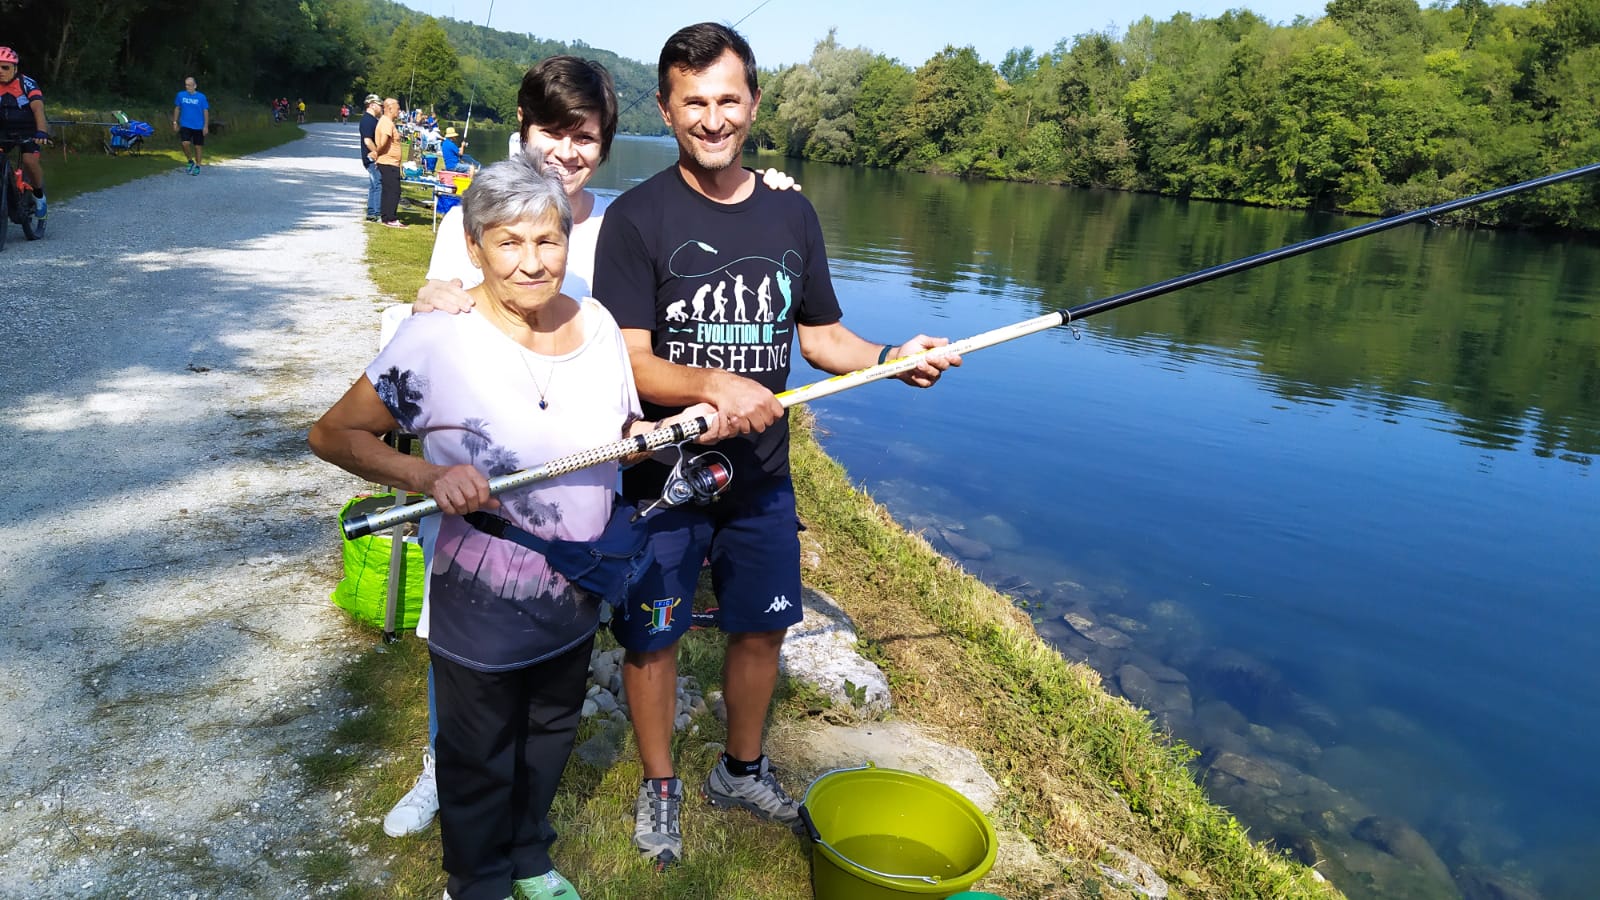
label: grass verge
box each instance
[314,215,1344,900]
[45,101,302,203]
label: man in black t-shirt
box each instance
[357,93,381,222]
[593,22,960,870]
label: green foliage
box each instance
[741,0,1600,230]
[10,0,661,132]
[851,57,917,167]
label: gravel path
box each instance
[0,124,389,897]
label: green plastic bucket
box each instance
[799,763,998,899]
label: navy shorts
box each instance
[179,127,205,146]
[611,477,804,653]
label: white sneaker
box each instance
[383,751,438,837]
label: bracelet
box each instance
[877,345,893,365]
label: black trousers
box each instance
[378,163,401,222]
[431,638,594,900]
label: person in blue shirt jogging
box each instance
[172,76,209,175]
[439,126,479,174]
[0,46,50,224]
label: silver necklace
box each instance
[520,347,555,410]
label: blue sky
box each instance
[399,0,1332,69]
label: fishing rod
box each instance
[461,0,497,141]
[342,160,1600,540]
[616,0,782,117]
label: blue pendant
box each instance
[539,400,548,410]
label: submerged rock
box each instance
[1208,751,1283,790]
[1117,664,1193,720]
[1456,866,1545,900]
[1352,815,1455,887]
[938,527,993,561]
[966,513,1023,551]
[1061,612,1132,649]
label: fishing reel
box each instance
[637,444,733,518]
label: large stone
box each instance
[1456,866,1545,900]
[966,513,1023,551]
[1118,664,1193,720]
[1061,612,1132,649]
[785,721,1001,814]
[1351,815,1455,888]
[938,527,993,561]
[1095,844,1169,899]
[779,586,890,714]
[1208,751,1282,790]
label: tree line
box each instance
[12,0,1598,227]
[8,0,662,134]
[751,0,1600,229]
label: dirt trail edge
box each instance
[1,125,384,898]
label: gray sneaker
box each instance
[703,755,801,830]
[633,777,683,871]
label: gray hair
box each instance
[461,153,573,246]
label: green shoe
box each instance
[513,869,579,900]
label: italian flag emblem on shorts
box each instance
[642,596,681,635]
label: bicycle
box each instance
[0,135,43,250]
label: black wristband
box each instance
[877,345,892,365]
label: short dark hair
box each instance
[657,22,758,101]
[518,56,618,163]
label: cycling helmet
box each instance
[0,47,17,64]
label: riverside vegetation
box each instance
[289,208,1345,898]
[14,0,1600,228]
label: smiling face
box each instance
[465,206,570,318]
[658,49,759,176]
[519,110,604,199]
[184,77,197,92]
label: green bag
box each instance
[330,494,425,630]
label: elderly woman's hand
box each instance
[415,278,475,314]
[424,463,500,515]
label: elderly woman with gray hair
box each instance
[311,154,706,900]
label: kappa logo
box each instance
[763,594,791,614]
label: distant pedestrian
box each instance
[375,97,405,228]
[172,76,209,176]
[338,103,349,123]
[358,93,382,222]
[296,98,306,124]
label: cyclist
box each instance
[0,46,49,224]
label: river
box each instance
[572,135,1598,899]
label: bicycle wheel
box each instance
[19,186,37,240]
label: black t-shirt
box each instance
[358,112,378,167]
[594,166,844,501]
